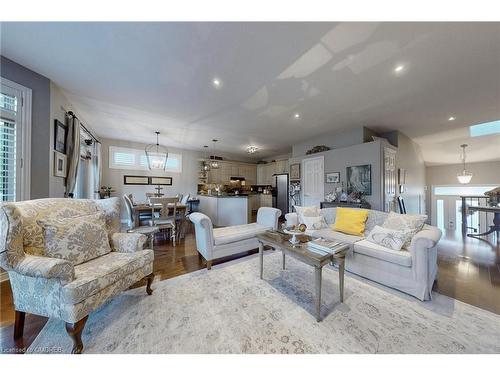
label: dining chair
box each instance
[122,195,159,249]
[148,197,178,245]
[180,194,190,205]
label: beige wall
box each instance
[101,137,203,220]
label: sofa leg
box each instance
[65,316,88,354]
[207,260,212,270]
[146,273,154,295]
[13,310,25,340]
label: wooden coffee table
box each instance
[257,231,349,322]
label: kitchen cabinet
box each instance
[256,160,289,185]
[207,161,257,185]
[260,194,273,207]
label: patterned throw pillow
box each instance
[294,205,320,224]
[366,225,412,251]
[381,212,427,249]
[38,212,111,265]
[302,216,328,230]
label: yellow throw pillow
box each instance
[332,208,369,236]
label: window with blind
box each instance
[0,91,19,202]
[109,146,182,173]
[0,78,31,202]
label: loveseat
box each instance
[0,197,154,353]
[189,207,281,269]
[285,207,442,300]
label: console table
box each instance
[320,201,371,209]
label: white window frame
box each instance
[109,146,182,173]
[0,77,32,201]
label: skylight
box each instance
[469,120,500,137]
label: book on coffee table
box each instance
[307,238,345,254]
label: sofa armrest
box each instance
[13,254,74,285]
[189,213,214,260]
[112,232,147,253]
[257,207,281,230]
[409,225,442,252]
[285,212,299,227]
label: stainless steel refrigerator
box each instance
[272,173,289,218]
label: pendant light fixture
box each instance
[202,145,211,171]
[210,139,220,169]
[145,131,168,170]
[457,144,473,184]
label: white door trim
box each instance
[0,77,32,201]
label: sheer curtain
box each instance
[65,114,81,197]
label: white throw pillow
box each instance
[302,216,328,230]
[366,225,412,251]
[293,205,320,224]
[382,212,427,249]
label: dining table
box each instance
[132,202,188,227]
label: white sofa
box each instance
[285,208,442,301]
[189,207,281,269]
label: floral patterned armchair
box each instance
[0,197,154,353]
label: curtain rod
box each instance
[62,107,101,144]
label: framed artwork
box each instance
[290,163,300,180]
[53,151,67,178]
[54,120,68,154]
[124,175,149,185]
[325,172,340,183]
[346,164,372,195]
[150,176,173,186]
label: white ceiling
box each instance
[1,22,499,163]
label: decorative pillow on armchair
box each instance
[293,205,320,224]
[38,212,111,265]
[366,225,412,251]
[382,212,427,249]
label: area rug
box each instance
[27,251,500,354]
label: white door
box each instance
[302,156,324,206]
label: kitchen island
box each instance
[197,194,249,226]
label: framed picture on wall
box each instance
[325,172,340,183]
[53,151,67,178]
[124,175,149,185]
[149,176,172,186]
[290,163,300,180]
[346,164,372,195]
[54,120,68,154]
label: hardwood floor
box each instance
[1,226,498,353]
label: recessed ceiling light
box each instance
[394,64,405,73]
[448,116,456,121]
[212,78,222,88]
[294,113,300,119]
[246,146,258,154]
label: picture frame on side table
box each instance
[53,151,67,178]
[325,172,340,183]
[290,163,300,180]
[54,120,68,154]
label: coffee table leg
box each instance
[315,266,322,322]
[338,258,345,303]
[259,242,264,279]
[282,251,286,270]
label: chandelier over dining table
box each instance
[145,131,169,170]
